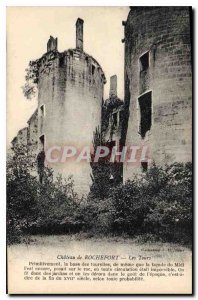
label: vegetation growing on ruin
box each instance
[101,96,123,133]
[22,59,40,100]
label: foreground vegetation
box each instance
[7,145,192,246]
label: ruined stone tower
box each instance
[102,75,124,149]
[37,18,106,194]
[122,7,192,180]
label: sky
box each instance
[7,6,129,145]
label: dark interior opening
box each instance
[92,65,95,75]
[59,56,65,67]
[107,140,116,151]
[106,140,116,159]
[141,161,148,172]
[39,134,45,151]
[38,135,45,184]
[40,105,44,116]
[112,113,118,127]
[140,52,149,72]
[138,91,152,138]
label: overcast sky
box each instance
[7,6,129,145]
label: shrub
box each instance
[35,174,82,234]
[7,145,39,244]
[86,162,192,244]
[6,145,81,243]
[107,163,192,244]
[143,163,192,244]
[109,180,151,235]
[79,197,114,234]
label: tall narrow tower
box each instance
[122,7,192,180]
[37,19,106,195]
[76,18,84,50]
[109,75,117,98]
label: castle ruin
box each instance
[11,7,192,194]
[122,7,192,178]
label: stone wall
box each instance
[123,7,192,180]
[102,75,124,146]
[11,127,28,149]
[27,108,38,156]
[37,31,106,195]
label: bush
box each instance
[6,146,81,244]
[143,163,192,244]
[34,174,82,234]
[7,171,39,244]
[79,197,115,234]
[108,163,192,244]
[84,162,192,244]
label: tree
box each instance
[7,144,39,244]
[22,59,40,100]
